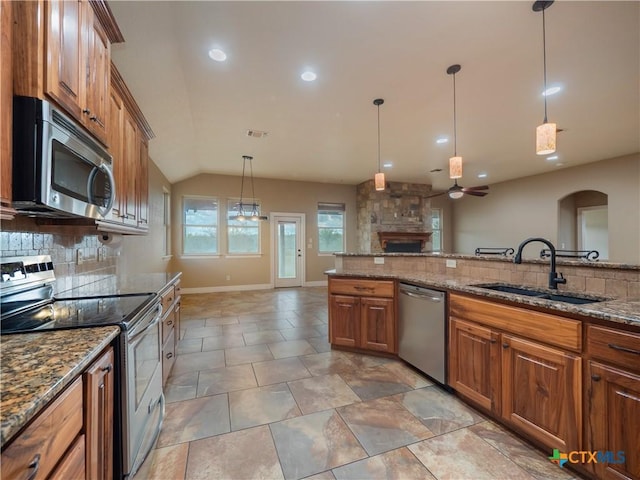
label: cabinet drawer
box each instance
[587,325,640,372]
[1,377,83,480]
[329,278,394,298]
[162,329,176,385]
[49,434,86,479]
[450,294,581,352]
[161,286,176,313]
[162,309,176,345]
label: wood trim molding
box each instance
[110,62,155,140]
[89,0,124,44]
[377,231,432,250]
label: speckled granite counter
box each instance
[0,326,120,448]
[57,272,182,298]
[327,270,640,327]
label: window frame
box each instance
[431,208,442,252]
[317,202,346,255]
[182,195,219,256]
[162,188,171,259]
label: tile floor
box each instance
[134,287,579,480]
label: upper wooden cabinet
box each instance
[0,0,16,219]
[13,0,123,146]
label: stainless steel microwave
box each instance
[12,96,115,220]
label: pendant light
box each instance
[228,155,268,222]
[534,0,556,155]
[447,64,464,199]
[373,98,385,191]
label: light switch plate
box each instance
[446,259,457,268]
[374,257,385,265]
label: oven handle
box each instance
[129,303,163,341]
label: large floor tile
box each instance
[339,365,415,401]
[182,325,223,339]
[332,447,436,480]
[306,336,332,353]
[225,344,274,366]
[187,425,284,480]
[229,383,301,430]
[253,357,312,386]
[157,394,230,447]
[222,322,260,335]
[396,385,484,434]
[336,396,434,456]
[382,361,433,389]
[300,351,358,376]
[202,333,245,351]
[408,427,537,480]
[205,315,240,326]
[244,329,286,345]
[339,351,395,369]
[133,443,188,480]
[288,374,360,414]
[270,409,367,480]
[268,339,317,359]
[279,326,325,340]
[197,363,257,397]
[164,371,198,403]
[172,349,225,375]
[176,338,202,355]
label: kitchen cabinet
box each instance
[13,0,121,146]
[585,325,640,480]
[328,277,396,354]
[449,294,582,453]
[0,0,15,219]
[83,346,114,480]
[161,278,181,385]
[1,345,115,480]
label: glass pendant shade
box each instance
[449,190,464,199]
[449,156,463,179]
[375,172,385,191]
[536,122,556,155]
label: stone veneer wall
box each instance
[336,255,640,301]
[356,180,433,253]
[0,216,118,294]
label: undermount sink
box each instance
[471,283,606,305]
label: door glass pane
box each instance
[278,222,297,279]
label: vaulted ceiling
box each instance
[109,1,639,192]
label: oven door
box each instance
[124,302,164,478]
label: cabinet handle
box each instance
[354,286,374,291]
[27,454,41,480]
[608,343,640,356]
[101,364,112,373]
[167,320,173,326]
[90,115,97,122]
[82,108,91,115]
[502,343,509,349]
[166,352,173,359]
[591,374,601,382]
[490,339,497,344]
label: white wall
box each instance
[452,154,640,263]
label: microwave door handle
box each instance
[88,163,116,218]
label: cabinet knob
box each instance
[101,364,112,373]
[82,108,91,115]
[166,352,173,359]
[490,339,497,344]
[502,343,509,349]
[167,320,173,326]
[90,115,97,122]
[591,374,601,382]
[27,454,41,480]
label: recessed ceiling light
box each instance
[383,162,393,168]
[436,137,449,144]
[555,162,564,167]
[542,86,562,96]
[301,71,317,82]
[208,49,227,62]
[477,173,488,178]
[546,155,559,161]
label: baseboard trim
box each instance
[182,283,273,294]
[303,280,328,287]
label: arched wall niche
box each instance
[557,190,608,259]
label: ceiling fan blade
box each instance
[426,191,447,198]
[465,190,489,197]
[462,185,489,192]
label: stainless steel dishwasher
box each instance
[398,283,446,384]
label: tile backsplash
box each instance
[0,216,118,294]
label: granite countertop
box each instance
[327,270,640,327]
[0,326,120,448]
[57,272,182,297]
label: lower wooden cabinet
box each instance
[160,277,181,385]
[328,277,396,354]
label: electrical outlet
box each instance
[374,257,385,265]
[76,250,83,265]
[446,259,457,268]
[226,274,231,281]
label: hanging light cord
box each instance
[239,157,247,212]
[452,72,457,157]
[249,157,258,212]
[377,104,381,174]
[542,5,548,123]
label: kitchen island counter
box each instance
[0,326,120,448]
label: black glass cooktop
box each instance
[0,293,155,334]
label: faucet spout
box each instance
[514,237,566,289]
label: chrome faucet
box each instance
[514,237,567,289]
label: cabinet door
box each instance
[360,296,395,353]
[83,3,110,144]
[329,294,360,348]
[0,0,13,212]
[84,347,114,480]
[50,434,86,479]
[449,318,501,413]
[45,0,84,118]
[107,85,124,220]
[137,138,149,227]
[122,111,139,223]
[163,328,176,386]
[502,335,581,451]
[586,361,640,480]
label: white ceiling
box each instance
[109,1,639,192]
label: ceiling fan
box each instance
[428,63,490,200]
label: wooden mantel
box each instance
[377,231,433,250]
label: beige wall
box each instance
[452,154,640,263]
[171,174,357,290]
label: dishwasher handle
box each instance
[399,288,444,303]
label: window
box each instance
[227,199,260,254]
[431,208,442,252]
[318,202,345,253]
[183,196,218,255]
[162,188,171,257]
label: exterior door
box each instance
[272,214,304,288]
